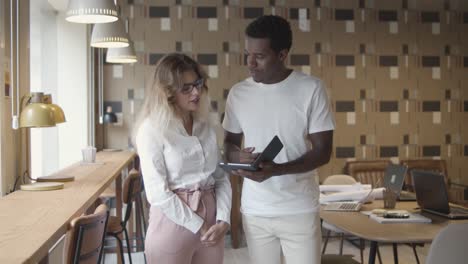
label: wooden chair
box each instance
[399,159,448,192]
[345,160,391,187]
[66,204,109,264]
[100,157,147,254]
[426,223,468,264]
[104,169,145,264]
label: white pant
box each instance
[242,212,321,264]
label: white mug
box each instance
[82,146,96,163]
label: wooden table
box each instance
[320,201,468,264]
[0,150,136,264]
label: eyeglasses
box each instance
[180,78,204,94]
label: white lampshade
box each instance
[106,41,137,63]
[65,0,118,24]
[91,19,129,48]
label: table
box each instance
[0,150,136,263]
[320,200,468,264]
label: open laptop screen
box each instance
[412,170,450,214]
[383,164,407,195]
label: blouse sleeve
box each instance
[212,149,232,225]
[136,125,204,234]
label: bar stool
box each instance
[66,204,109,264]
[103,169,146,264]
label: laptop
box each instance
[323,201,362,212]
[412,170,468,219]
[383,164,417,201]
[323,187,375,212]
[219,135,283,172]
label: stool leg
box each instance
[339,233,344,255]
[359,239,364,264]
[392,243,399,264]
[114,235,126,264]
[321,230,331,254]
[124,227,133,264]
[412,243,420,264]
[376,245,383,264]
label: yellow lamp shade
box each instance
[48,103,66,124]
[20,103,55,128]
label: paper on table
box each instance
[320,188,385,204]
[320,183,371,193]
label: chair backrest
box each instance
[426,223,468,264]
[323,174,357,185]
[122,169,143,224]
[345,160,391,187]
[400,159,447,191]
[67,204,109,264]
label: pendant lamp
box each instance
[106,41,137,63]
[91,18,129,48]
[66,0,118,24]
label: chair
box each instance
[66,204,109,264]
[321,175,367,264]
[104,169,145,264]
[426,223,468,264]
[399,159,447,192]
[100,157,147,254]
[345,160,391,187]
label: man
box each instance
[222,15,335,264]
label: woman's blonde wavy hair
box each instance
[132,53,210,147]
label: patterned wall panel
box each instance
[104,0,468,189]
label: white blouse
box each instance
[136,116,231,234]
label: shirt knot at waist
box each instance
[173,185,215,211]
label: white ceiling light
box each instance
[106,41,137,63]
[65,0,118,24]
[90,19,129,48]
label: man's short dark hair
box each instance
[245,15,292,53]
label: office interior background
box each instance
[0,0,467,203]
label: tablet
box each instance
[219,135,283,172]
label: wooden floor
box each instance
[104,231,431,263]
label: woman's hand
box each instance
[200,221,230,247]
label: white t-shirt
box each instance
[136,117,232,233]
[222,71,335,216]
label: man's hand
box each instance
[231,161,280,182]
[229,147,259,163]
[200,221,230,247]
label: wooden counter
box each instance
[0,150,136,264]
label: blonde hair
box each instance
[132,53,210,146]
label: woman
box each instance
[134,53,231,264]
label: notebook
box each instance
[383,164,416,201]
[412,170,468,219]
[219,135,283,172]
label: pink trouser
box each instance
[145,187,224,264]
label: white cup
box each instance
[82,146,96,163]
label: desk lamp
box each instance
[17,92,73,191]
